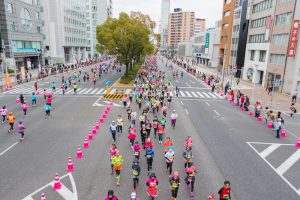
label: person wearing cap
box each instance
[111,150,123,186]
[105,190,118,200]
[129,191,139,200]
[146,173,158,200]
[165,146,175,175]
[169,171,180,200]
[132,158,141,190]
[7,112,16,133]
[109,121,117,142]
[185,165,197,197]
[170,110,178,129]
[145,146,154,176]
[218,181,231,200]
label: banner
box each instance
[288,20,300,57]
[205,32,210,48]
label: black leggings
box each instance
[112,133,116,142]
[115,170,120,175]
[23,110,27,115]
[171,188,179,198]
[185,176,195,192]
[166,162,173,175]
[117,125,122,133]
[2,115,5,122]
[9,122,14,131]
[147,157,153,172]
[133,177,139,189]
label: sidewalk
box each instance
[0,68,39,88]
[186,63,299,113]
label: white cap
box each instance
[131,192,136,198]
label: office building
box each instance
[0,0,44,75]
[167,8,195,50]
[194,18,205,35]
[160,0,170,53]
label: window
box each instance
[8,21,16,31]
[252,0,272,13]
[251,17,267,28]
[272,34,289,45]
[250,50,255,61]
[37,26,41,33]
[276,12,292,25]
[234,11,241,19]
[249,34,265,43]
[36,12,40,20]
[20,8,32,31]
[92,6,97,11]
[7,3,13,14]
[224,11,231,17]
[259,51,266,62]
[277,0,292,4]
[223,23,229,29]
[225,0,232,4]
[270,54,285,64]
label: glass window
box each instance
[20,8,32,31]
[270,54,285,64]
[19,0,33,4]
[250,50,255,61]
[277,0,292,4]
[36,12,39,20]
[259,51,266,62]
[37,26,41,33]
[272,34,289,45]
[7,3,13,14]
[7,21,16,31]
[276,12,292,25]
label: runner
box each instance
[18,121,25,141]
[44,103,51,117]
[157,122,164,144]
[152,116,159,139]
[93,76,96,87]
[183,146,193,168]
[131,110,137,125]
[145,119,152,138]
[144,137,153,149]
[185,136,193,150]
[145,146,154,175]
[21,101,28,116]
[140,124,147,147]
[7,112,16,133]
[116,115,123,134]
[109,121,117,142]
[165,146,175,176]
[129,192,139,200]
[0,105,8,123]
[169,171,180,200]
[73,82,78,94]
[132,158,141,190]
[109,144,117,175]
[105,190,118,200]
[146,173,158,200]
[163,137,173,153]
[170,110,178,129]
[218,181,231,200]
[51,82,56,93]
[185,165,197,197]
[128,129,137,147]
[133,141,141,160]
[31,92,37,106]
[111,150,123,186]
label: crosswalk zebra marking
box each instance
[208,93,218,98]
[96,89,104,94]
[185,91,192,97]
[90,89,99,94]
[66,88,74,94]
[196,91,204,98]
[179,91,186,97]
[202,92,211,98]
[83,88,93,94]
[191,91,198,98]
[78,88,88,94]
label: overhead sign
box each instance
[105,80,110,85]
[288,20,300,57]
[205,32,210,48]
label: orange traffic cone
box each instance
[52,173,62,190]
[67,157,74,172]
[76,146,83,158]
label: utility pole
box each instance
[222,42,226,84]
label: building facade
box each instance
[194,18,206,35]
[218,0,236,72]
[42,0,88,65]
[167,8,195,50]
[160,0,170,53]
[0,0,44,75]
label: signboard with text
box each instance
[265,16,271,41]
[288,20,300,57]
[205,32,210,48]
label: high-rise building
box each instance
[41,0,88,64]
[86,0,113,59]
[218,0,236,72]
[0,0,44,76]
[194,18,205,35]
[160,0,170,53]
[167,8,195,50]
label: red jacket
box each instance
[218,187,231,200]
[128,133,136,140]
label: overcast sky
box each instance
[113,0,223,31]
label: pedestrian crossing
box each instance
[2,87,223,99]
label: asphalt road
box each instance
[0,58,299,200]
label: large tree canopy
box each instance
[96,12,156,76]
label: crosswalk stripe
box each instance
[6,88,24,94]
[179,91,186,97]
[83,88,93,94]
[54,89,62,94]
[23,88,34,94]
[66,88,74,94]
[191,91,198,98]
[202,92,211,98]
[109,89,116,94]
[208,92,218,98]
[90,88,99,94]
[259,144,281,158]
[276,149,300,175]
[196,91,204,98]
[125,89,131,94]
[96,88,104,94]
[214,93,223,98]
[78,88,88,94]
[185,91,192,97]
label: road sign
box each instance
[105,80,110,85]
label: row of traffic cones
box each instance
[45,102,113,198]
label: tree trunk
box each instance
[125,63,129,76]
[129,61,133,71]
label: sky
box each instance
[113,0,223,32]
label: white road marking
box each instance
[102,101,122,107]
[96,88,104,94]
[205,102,211,106]
[176,80,179,83]
[0,142,19,156]
[189,80,195,84]
[54,89,62,94]
[179,91,186,97]
[259,144,281,158]
[196,92,204,98]
[276,149,300,176]
[78,88,87,94]
[191,91,198,97]
[214,93,223,98]
[83,88,93,94]
[185,91,192,97]
[180,101,184,105]
[90,88,99,94]
[208,93,218,98]
[185,108,189,115]
[186,83,191,87]
[202,92,211,98]
[109,89,116,94]
[65,88,73,94]
[213,110,220,116]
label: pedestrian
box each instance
[109,144,117,175]
[73,82,78,94]
[290,103,297,117]
[170,110,178,128]
[291,90,298,103]
[111,150,123,186]
[169,171,180,200]
[18,121,25,141]
[274,117,282,138]
[0,105,8,123]
[158,123,164,144]
[7,112,16,133]
[185,165,197,198]
[165,146,175,176]
[44,103,51,117]
[43,89,47,100]
[218,181,231,200]
[128,130,136,147]
[31,92,37,106]
[19,94,25,104]
[129,192,139,200]
[145,146,154,175]
[105,190,118,200]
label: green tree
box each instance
[96,12,155,76]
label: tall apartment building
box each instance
[41,0,88,64]
[0,0,44,75]
[242,0,275,85]
[86,0,113,59]
[219,0,236,72]
[230,0,250,78]
[167,8,195,50]
[194,18,206,34]
[160,0,170,52]
[266,0,297,90]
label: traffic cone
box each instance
[83,137,89,148]
[102,114,106,119]
[67,157,74,172]
[257,115,262,122]
[52,173,62,190]
[229,98,233,102]
[107,105,111,111]
[76,146,83,158]
[234,101,238,106]
[92,128,97,135]
[249,110,254,116]
[224,96,228,100]
[95,122,99,130]
[267,121,273,128]
[280,128,287,137]
[41,193,46,200]
[16,98,20,104]
[104,109,108,115]
[295,137,300,148]
[220,92,223,96]
[88,132,93,140]
[110,100,113,106]
[241,106,245,111]
[99,116,104,123]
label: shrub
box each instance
[7,68,14,74]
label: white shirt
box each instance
[171,113,178,119]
